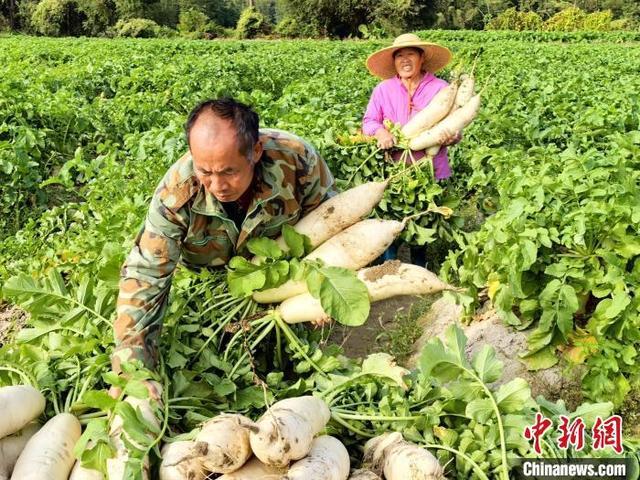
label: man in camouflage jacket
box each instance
[112,98,335,378]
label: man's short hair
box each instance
[185,97,260,159]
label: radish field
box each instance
[0,33,639,479]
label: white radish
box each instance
[305,219,404,268]
[409,93,481,151]
[274,181,389,252]
[10,413,81,480]
[454,73,475,109]
[363,432,444,480]
[253,219,405,304]
[107,387,162,480]
[195,413,252,473]
[278,261,457,324]
[0,385,45,439]
[217,457,286,479]
[0,423,39,480]
[348,469,381,480]
[252,279,308,304]
[247,396,330,468]
[359,261,456,301]
[159,441,207,480]
[401,82,459,139]
[284,436,350,480]
[69,461,103,480]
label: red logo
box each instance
[592,415,623,454]
[524,412,553,455]
[524,413,623,455]
[557,415,585,451]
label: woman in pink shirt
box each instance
[362,33,460,265]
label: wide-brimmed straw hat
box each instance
[366,33,452,79]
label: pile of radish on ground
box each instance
[158,395,445,480]
[0,383,446,480]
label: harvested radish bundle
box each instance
[0,385,45,439]
[284,436,350,480]
[363,432,444,480]
[195,413,252,473]
[10,413,81,480]
[68,462,103,480]
[274,180,389,252]
[254,218,409,304]
[247,396,330,468]
[0,423,39,480]
[409,93,481,151]
[159,441,207,480]
[217,457,286,479]
[348,469,381,480]
[107,388,162,480]
[401,82,459,139]
[278,261,457,324]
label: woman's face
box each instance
[394,47,424,79]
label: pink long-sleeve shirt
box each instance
[362,73,452,180]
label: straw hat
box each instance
[366,33,452,79]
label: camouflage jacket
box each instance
[113,129,335,373]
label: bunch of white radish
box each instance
[248,179,457,324]
[401,69,480,156]
[159,396,351,480]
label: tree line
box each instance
[0,0,638,38]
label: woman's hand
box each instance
[375,128,396,149]
[441,129,463,146]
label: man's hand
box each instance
[375,128,396,149]
[108,380,162,401]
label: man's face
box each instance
[189,114,262,203]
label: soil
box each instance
[407,297,585,409]
[327,295,421,360]
[0,301,28,346]
[361,260,402,282]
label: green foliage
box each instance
[177,7,207,32]
[177,7,223,37]
[31,0,82,35]
[177,0,240,28]
[235,6,270,39]
[486,7,543,31]
[544,6,587,31]
[434,1,485,30]
[28,0,114,36]
[278,0,423,38]
[582,9,614,31]
[274,15,318,38]
[110,17,160,37]
[113,0,142,20]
